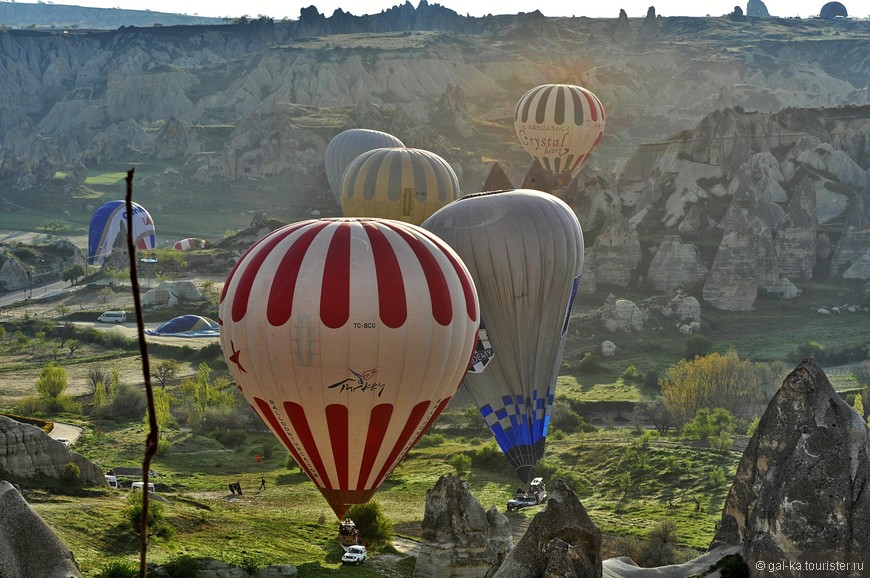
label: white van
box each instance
[98,311,127,323]
[131,481,155,493]
[105,475,119,489]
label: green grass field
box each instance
[28,415,738,577]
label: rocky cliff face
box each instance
[0,9,868,311]
[711,358,870,575]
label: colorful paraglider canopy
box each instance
[422,189,584,483]
[219,217,479,518]
[146,315,220,337]
[88,200,156,266]
[173,238,207,251]
[339,147,460,225]
[514,83,605,180]
[325,129,405,205]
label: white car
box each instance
[341,545,367,565]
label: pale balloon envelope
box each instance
[219,217,479,518]
[339,147,460,225]
[173,238,207,251]
[87,200,156,266]
[325,129,405,205]
[514,83,605,178]
[421,189,584,483]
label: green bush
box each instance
[346,500,392,544]
[124,492,173,538]
[684,335,714,360]
[450,453,471,477]
[789,340,825,363]
[682,408,735,441]
[415,432,445,447]
[230,551,272,573]
[94,383,146,419]
[468,442,514,475]
[636,520,680,566]
[62,462,81,485]
[208,428,248,449]
[94,559,138,578]
[160,554,199,578]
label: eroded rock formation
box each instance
[0,481,83,578]
[711,358,870,575]
[490,478,602,578]
[413,474,512,578]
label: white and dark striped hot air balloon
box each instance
[324,129,405,205]
[422,189,584,484]
[219,218,479,518]
[514,83,605,178]
[339,147,460,225]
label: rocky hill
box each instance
[0,4,868,311]
[0,2,225,29]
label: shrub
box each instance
[346,500,391,543]
[94,559,138,578]
[578,351,601,372]
[637,520,680,566]
[124,492,173,538]
[285,454,298,471]
[94,383,146,419]
[415,432,445,447]
[468,442,512,473]
[230,551,272,573]
[62,462,81,485]
[684,335,714,360]
[745,416,760,437]
[155,438,173,456]
[450,453,471,477]
[621,364,641,382]
[682,408,735,441]
[208,428,248,449]
[160,554,199,578]
[709,467,727,489]
[789,340,825,363]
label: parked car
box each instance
[341,545,367,565]
[105,475,119,489]
[56,437,69,446]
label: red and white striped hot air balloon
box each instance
[514,83,605,178]
[219,218,479,518]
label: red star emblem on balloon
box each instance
[228,340,246,373]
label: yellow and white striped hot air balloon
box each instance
[514,83,606,178]
[324,129,405,205]
[339,147,460,225]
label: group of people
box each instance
[227,478,267,495]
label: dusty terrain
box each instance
[0,268,226,405]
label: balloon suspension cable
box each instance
[124,168,158,578]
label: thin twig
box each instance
[123,168,159,578]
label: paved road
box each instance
[0,279,75,308]
[49,422,84,445]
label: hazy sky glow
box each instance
[9,0,862,21]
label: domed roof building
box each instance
[819,2,848,19]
